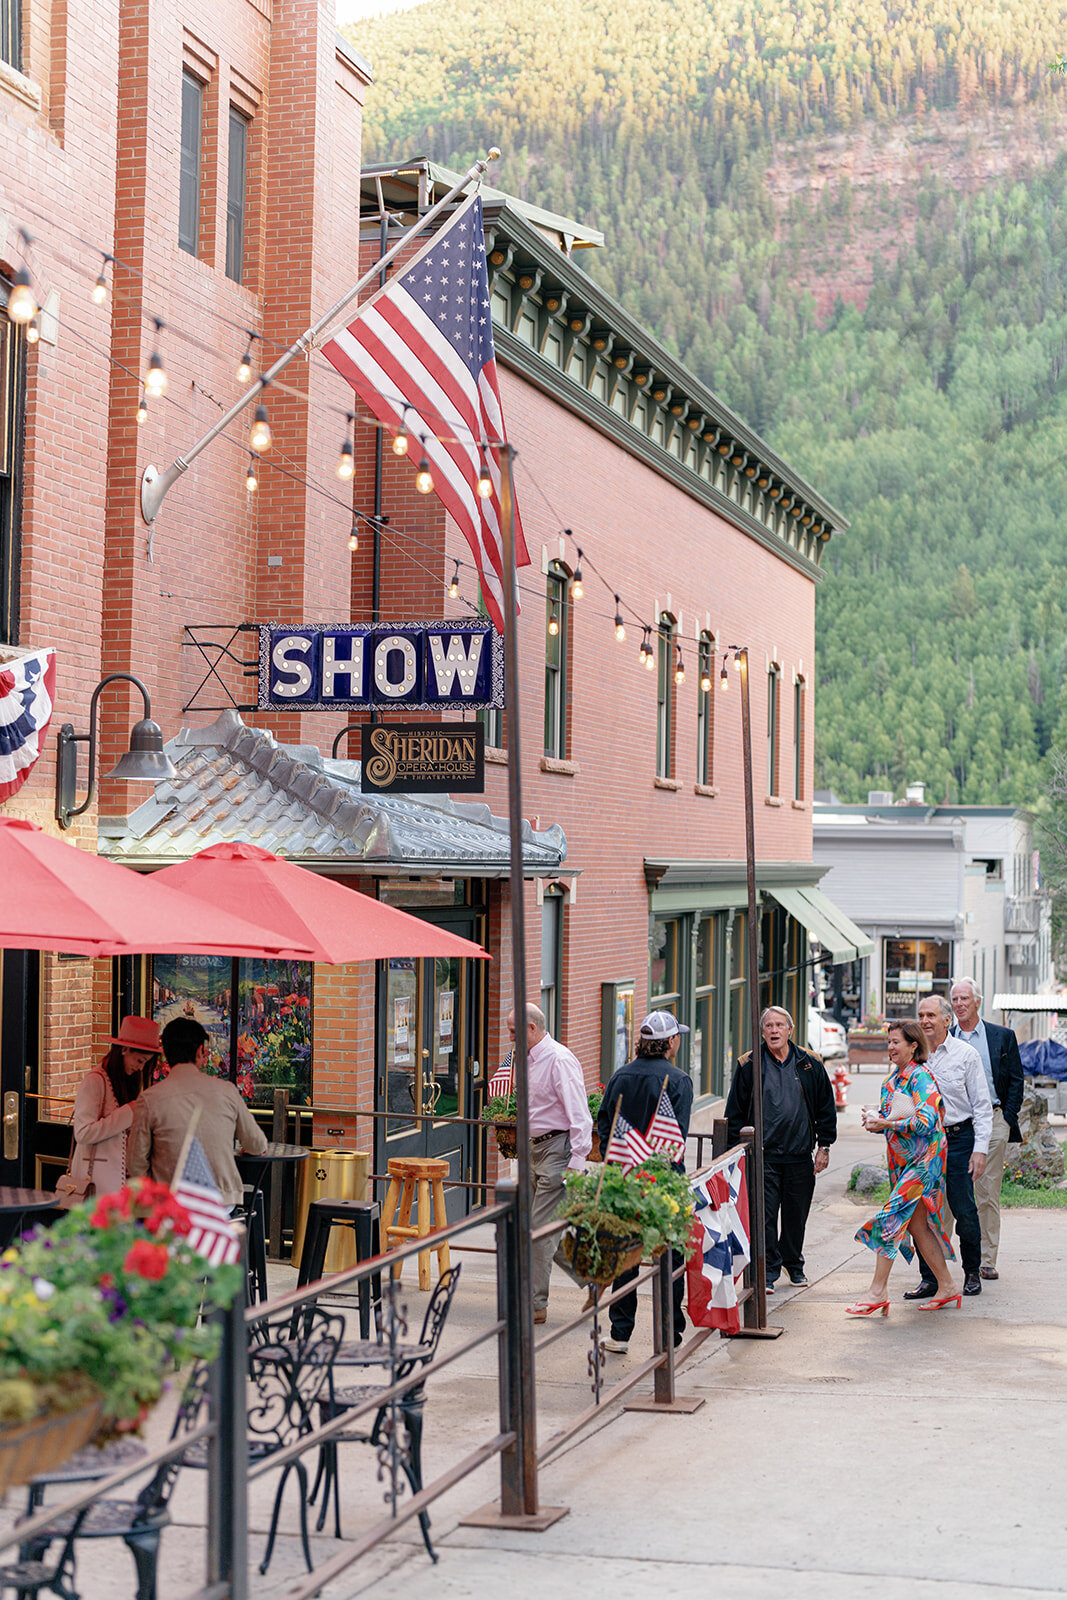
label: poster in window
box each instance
[152,955,231,1079]
[438,989,454,1045]
[236,959,312,1106]
[393,995,412,1063]
[600,980,635,1081]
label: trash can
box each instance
[292,1148,371,1273]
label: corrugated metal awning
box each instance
[767,885,875,964]
[993,994,1065,1012]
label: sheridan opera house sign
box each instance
[258,622,504,711]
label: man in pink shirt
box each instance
[506,1002,592,1323]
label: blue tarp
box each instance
[1020,1038,1067,1080]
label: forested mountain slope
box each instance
[346,0,1067,804]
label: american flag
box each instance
[685,1152,751,1335]
[645,1087,686,1163]
[604,1112,654,1175]
[0,648,55,804]
[173,1136,241,1266]
[321,191,529,633]
[488,1050,514,1100]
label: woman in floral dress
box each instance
[847,1019,959,1315]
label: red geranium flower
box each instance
[124,1239,169,1280]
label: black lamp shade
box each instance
[105,718,177,783]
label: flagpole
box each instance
[139,149,501,525]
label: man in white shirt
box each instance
[950,977,1024,1280]
[906,994,992,1300]
[506,1003,592,1324]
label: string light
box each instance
[136,389,148,425]
[734,652,742,672]
[245,454,258,492]
[249,402,272,453]
[25,315,39,346]
[91,255,111,306]
[415,454,434,495]
[614,597,626,643]
[700,662,712,694]
[348,525,359,552]
[447,559,461,600]
[144,319,167,397]
[548,607,560,637]
[336,414,355,480]
[674,647,686,686]
[7,266,36,326]
[640,626,655,669]
[392,414,409,457]
[572,546,584,599]
[720,655,730,691]
[236,333,257,383]
[476,458,493,499]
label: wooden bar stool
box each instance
[380,1157,451,1290]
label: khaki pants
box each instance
[530,1131,581,1311]
[973,1106,1010,1270]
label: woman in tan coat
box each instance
[60,1015,161,1204]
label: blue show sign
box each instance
[257,622,504,711]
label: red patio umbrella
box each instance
[0,818,315,958]
[153,841,490,963]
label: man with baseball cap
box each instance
[595,1010,693,1354]
[726,1005,836,1292]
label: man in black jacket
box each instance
[725,1006,837,1292]
[596,1011,693,1355]
[951,977,1024,1281]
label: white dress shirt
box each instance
[925,1033,994,1154]
[526,1032,592,1168]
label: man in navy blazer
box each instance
[950,978,1024,1280]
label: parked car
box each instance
[807,1008,847,1060]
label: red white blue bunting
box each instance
[0,648,56,805]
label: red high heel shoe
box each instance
[845,1300,889,1317]
[918,1290,962,1311]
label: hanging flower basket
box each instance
[559,1221,643,1285]
[492,1120,518,1159]
[0,1394,105,1495]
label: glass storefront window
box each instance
[650,918,680,1013]
[883,938,951,1020]
[693,915,717,1097]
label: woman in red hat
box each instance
[57,1015,162,1206]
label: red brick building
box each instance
[0,7,866,1204]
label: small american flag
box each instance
[646,1088,686,1163]
[173,1136,241,1266]
[321,192,529,633]
[604,1112,654,1175]
[488,1050,514,1100]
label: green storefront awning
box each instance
[768,885,875,965]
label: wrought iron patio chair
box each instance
[311,1263,462,1561]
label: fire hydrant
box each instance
[832,1063,850,1111]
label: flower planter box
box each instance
[847,1031,890,1068]
[0,1397,104,1495]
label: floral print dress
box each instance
[855,1063,955,1263]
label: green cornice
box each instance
[481,203,848,575]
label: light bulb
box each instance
[145,352,167,398]
[348,530,359,552]
[675,661,686,686]
[392,426,409,457]
[720,664,729,691]
[700,672,712,694]
[337,439,355,480]
[25,317,39,346]
[476,465,492,499]
[572,572,584,599]
[7,270,36,325]
[136,395,148,425]
[644,647,656,671]
[548,609,559,637]
[246,457,258,492]
[448,562,460,600]
[614,598,625,642]
[734,653,742,671]
[249,404,272,453]
[91,271,108,306]
[415,458,433,494]
[237,350,253,383]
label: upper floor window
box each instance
[793,674,806,801]
[1,0,20,71]
[767,664,781,797]
[697,631,714,786]
[544,561,569,759]
[540,885,564,1038]
[179,71,204,256]
[656,613,676,779]
[225,106,249,283]
[0,300,24,646]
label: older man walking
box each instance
[950,977,1024,1280]
[908,994,992,1299]
[506,1002,592,1324]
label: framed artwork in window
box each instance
[600,980,635,1080]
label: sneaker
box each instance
[601,1335,629,1353]
[765,1280,776,1295]
[787,1270,809,1287]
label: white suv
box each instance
[807,1008,847,1060]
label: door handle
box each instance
[3,1092,18,1161]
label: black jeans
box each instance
[609,1248,687,1345]
[764,1154,816,1283]
[919,1121,982,1281]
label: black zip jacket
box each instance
[725,1043,837,1154]
[598,1056,693,1172]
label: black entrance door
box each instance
[376,911,485,1219]
[0,950,39,1186]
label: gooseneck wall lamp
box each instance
[55,673,178,829]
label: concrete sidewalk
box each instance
[4,1088,1064,1598]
